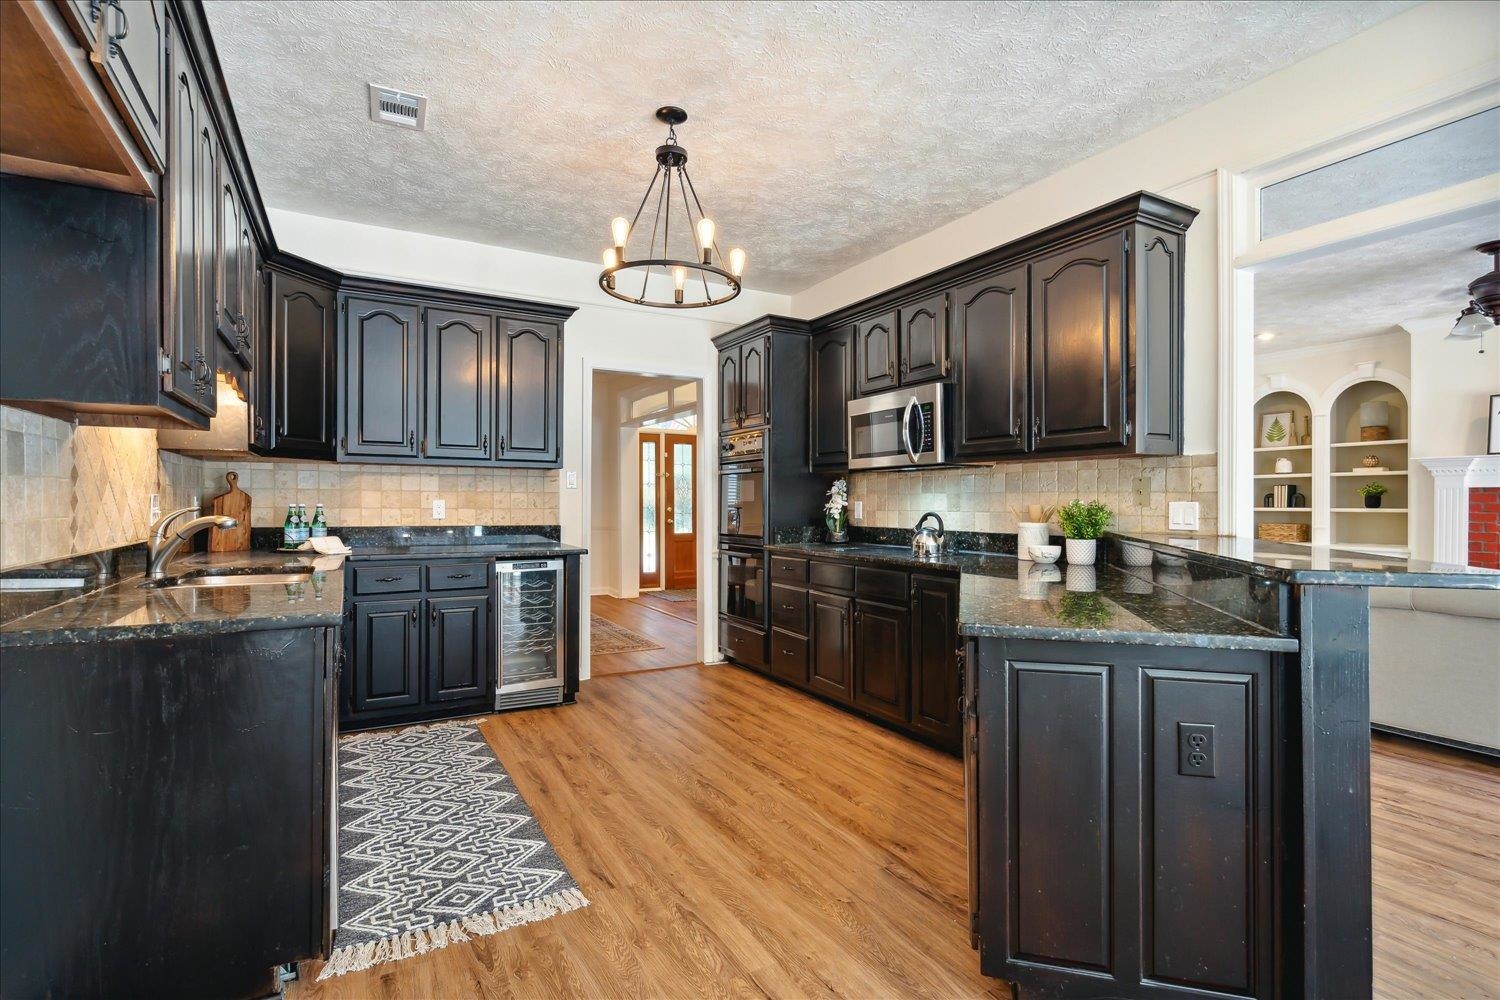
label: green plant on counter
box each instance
[1058,590,1113,629]
[1058,499,1113,540]
[1356,482,1389,497]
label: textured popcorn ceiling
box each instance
[1255,213,1500,354]
[205,0,1412,294]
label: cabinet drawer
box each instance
[720,620,766,670]
[770,628,809,685]
[809,560,854,594]
[770,583,809,634]
[770,556,808,583]
[352,564,422,595]
[427,562,489,591]
[856,565,909,602]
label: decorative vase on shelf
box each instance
[825,515,848,543]
[1364,495,1381,509]
[1274,457,1293,474]
[1361,454,1382,470]
[1359,400,1391,441]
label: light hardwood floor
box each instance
[589,594,700,676]
[294,665,1500,999]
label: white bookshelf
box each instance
[1328,381,1408,552]
[1253,390,1315,542]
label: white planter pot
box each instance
[1064,538,1097,566]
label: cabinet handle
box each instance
[376,576,401,583]
[1011,416,1021,438]
[106,0,129,55]
[410,608,417,623]
[498,434,506,453]
[408,430,415,449]
[446,573,471,580]
[276,419,285,437]
[431,607,438,623]
[887,360,895,380]
[483,434,489,452]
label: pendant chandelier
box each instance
[599,107,745,308]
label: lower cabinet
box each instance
[343,560,492,728]
[970,637,1278,998]
[726,554,961,752]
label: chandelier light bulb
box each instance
[696,217,716,263]
[611,216,630,250]
[602,248,618,289]
[728,247,746,279]
[672,265,687,304]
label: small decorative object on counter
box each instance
[311,504,328,538]
[1013,504,1056,559]
[1027,544,1061,565]
[823,478,849,543]
[282,505,299,549]
[1358,482,1389,508]
[1058,499,1112,566]
[297,504,310,542]
[911,512,946,559]
[1359,400,1391,441]
[1274,456,1293,474]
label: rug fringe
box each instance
[338,715,486,745]
[315,887,590,979]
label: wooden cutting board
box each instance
[205,471,252,552]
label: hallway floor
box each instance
[589,594,699,676]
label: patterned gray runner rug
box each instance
[319,720,587,978]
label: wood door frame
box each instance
[662,432,697,590]
[638,432,663,589]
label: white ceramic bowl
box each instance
[1027,544,1062,565]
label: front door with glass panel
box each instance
[662,433,696,590]
[639,435,662,588]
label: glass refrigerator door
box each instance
[497,562,562,691]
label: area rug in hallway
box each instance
[656,589,696,602]
[590,614,663,654]
[320,721,588,978]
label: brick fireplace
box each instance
[1420,457,1500,567]
[1470,487,1500,569]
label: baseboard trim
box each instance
[1372,723,1499,761]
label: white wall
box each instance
[787,0,1500,458]
[269,209,791,677]
[589,375,621,596]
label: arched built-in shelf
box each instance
[1252,388,1315,542]
[1326,377,1409,554]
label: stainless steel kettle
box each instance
[911,511,945,559]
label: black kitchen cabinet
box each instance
[426,595,489,703]
[951,267,1028,459]
[855,309,898,395]
[349,598,422,713]
[899,292,949,384]
[424,308,493,460]
[852,597,910,723]
[340,295,420,458]
[809,324,852,469]
[56,0,101,47]
[265,264,337,458]
[808,590,854,702]
[718,348,741,433]
[163,50,215,416]
[216,169,253,369]
[717,333,770,431]
[909,573,961,745]
[497,318,561,464]
[971,637,1278,998]
[1030,231,1127,452]
[95,0,167,172]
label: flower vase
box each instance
[826,517,849,543]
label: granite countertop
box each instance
[1112,531,1500,589]
[0,551,345,648]
[765,542,1297,651]
[345,539,587,560]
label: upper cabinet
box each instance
[952,267,1028,459]
[341,296,421,459]
[497,318,561,465]
[810,324,853,470]
[718,334,770,432]
[899,292,949,384]
[94,0,167,172]
[855,310,898,395]
[424,309,493,461]
[265,265,337,459]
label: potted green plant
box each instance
[1057,499,1112,566]
[824,478,849,543]
[1357,482,1389,509]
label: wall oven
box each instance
[718,544,766,628]
[847,381,948,470]
[720,429,766,542]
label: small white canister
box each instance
[1016,521,1050,558]
[1274,457,1293,474]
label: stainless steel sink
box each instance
[140,569,314,589]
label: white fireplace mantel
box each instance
[1418,455,1500,564]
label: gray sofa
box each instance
[1369,587,1500,753]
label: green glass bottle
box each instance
[311,503,328,538]
[282,505,297,548]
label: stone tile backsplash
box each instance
[849,454,1217,536]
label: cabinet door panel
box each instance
[268,269,336,456]
[718,347,740,432]
[192,113,218,415]
[910,575,960,745]
[426,596,488,703]
[424,309,493,460]
[1030,233,1126,452]
[900,293,948,385]
[810,326,852,469]
[739,335,769,429]
[97,0,166,170]
[351,599,421,712]
[343,297,420,457]
[233,196,255,369]
[853,599,909,723]
[162,58,201,411]
[497,319,560,464]
[215,171,245,364]
[855,311,898,395]
[952,267,1028,459]
[808,592,853,702]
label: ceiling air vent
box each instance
[367,84,428,130]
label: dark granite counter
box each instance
[1111,531,1500,589]
[344,539,587,560]
[249,524,585,560]
[0,551,344,647]
[765,542,1297,651]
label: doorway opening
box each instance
[589,371,702,676]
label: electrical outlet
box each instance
[148,493,160,519]
[1168,501,1200,531]
[565,470,578,489]
[1178,723,1216,777]
[1132,474,1152,508]
[852,500,863,521]
[432,499,446,520]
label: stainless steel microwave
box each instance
[847,382,947,470]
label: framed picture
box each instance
[1489,394,1500,455]
[1259,410,1294,448]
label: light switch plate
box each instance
[1168,501,1200,531]
[432,499,446,519]
[852,500,863,521]
[566,470,578,489]
[149,493,160,519]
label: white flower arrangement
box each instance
[824,478,849,528]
